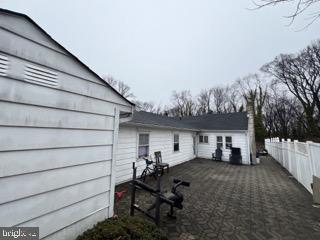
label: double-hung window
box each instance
[216,136,223,149]
[199,135,208,144]
[173,134,179,152]
[225,136,232,149]
[138,133,149,158]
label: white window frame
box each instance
[225,136,233,149]
[199,135,209,144]
[137,133,150,158]
[173,133,180,152]
[216,136,223,149]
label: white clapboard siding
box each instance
[197,131,250,164]
[0,101,114,130]
[0,27,102,85]
[0,13,68,54]
[0,160,111,204]
[0,127,113,151]
[42,210,107,240]
[0,145,112,178]
[115,126,195,184]
[0,176,111,226]
[0,77,117,116]
[18,193,109,239]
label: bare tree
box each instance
[236,74,267,113]
[104,75,117,88]
[224,84,244,113]
[264,82,305,139]
[170,90,196,117]
[196,88,213,115]
[253,0,320,26]
[117,81,135,99]
[262,40,320,137]
[103,75,135,99]
[211,87,228,113]
[134,100,163,114]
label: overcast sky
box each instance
[1,0,319,106]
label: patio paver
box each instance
[116,156,320,240]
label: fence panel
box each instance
[310,143,320,177]
[265,138,320,194]
[283,142,288,169]
[296,142,312,192]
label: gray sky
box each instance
[1,0,319,106]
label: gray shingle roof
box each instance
[126,111,248,131]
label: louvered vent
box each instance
[24,64,58,87]
[0,54,9,76]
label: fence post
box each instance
[280,138,286,168]
[287,139,291,172]
[294,140,302,182]
[306,141,315,181]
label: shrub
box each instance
[76,216,168,240]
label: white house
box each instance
[0,8,134,240]
[116,111,254,184]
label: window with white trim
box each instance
[173,134,179,152]
[138,133,149,158]
[225,136,232,149]
[216,136,223,149]
[199,135,208,144]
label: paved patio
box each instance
[116,157,320,240]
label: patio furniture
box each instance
[229,147,242,165]
[212,148,222,161]
[154,151,169,174]
[140,157,157,182]
[130,162,190,226]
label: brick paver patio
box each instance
[116,156,320,239]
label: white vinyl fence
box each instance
[265,138,320,193]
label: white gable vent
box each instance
[0,54,9,76]
[24,64,58,88]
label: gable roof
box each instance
[0,8,134,107]
[126,111,248,131]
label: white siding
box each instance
[116,126,196,184]
[0,12,132,240]
[197,131,250,165]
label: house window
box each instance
[225,136,232,149]
[216,136,223,149]
[199,135,208,144]
[174,134,179,152]
[138,133,149,158]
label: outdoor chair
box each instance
[212,148,222,161]
[154,151,169,175]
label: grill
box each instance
[229,147,242,165]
